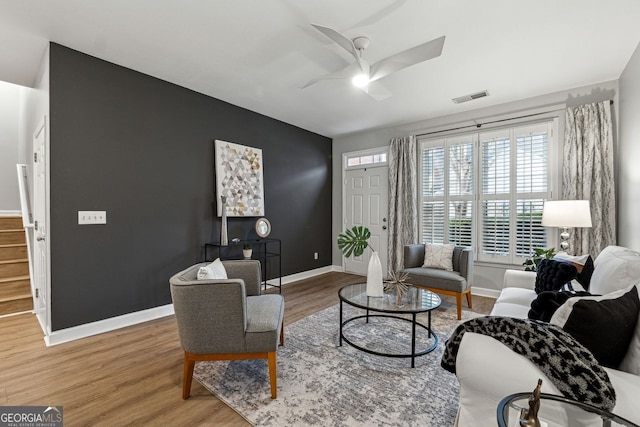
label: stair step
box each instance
[0,244,27,261]
[0,274,29,282]
[0,296,32,316]
[0,218,31,316]
[0,277,31,295]
[0,260,29,279]
[0,230,26,245]
[0,291,31,303]
[0,216,22,230]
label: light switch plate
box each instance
[78,211,107,225]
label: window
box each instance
[419,120,555,265]
[346,150,388,169]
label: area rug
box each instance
[193,300,482,426]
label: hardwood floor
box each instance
[0,272,495,426]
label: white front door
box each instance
[32,118,49,332]
[343,166,389,276]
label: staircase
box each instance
[0,216,32,316]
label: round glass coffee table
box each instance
[497,392,639,427]
[338,282,441,368]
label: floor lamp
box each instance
[541,200,592,254]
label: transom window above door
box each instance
[345,148,388,170]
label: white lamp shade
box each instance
[541,200,592,228]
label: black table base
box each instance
[339,302,438,368]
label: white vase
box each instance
[366,251,384,297]
[220,196,228,246]
[243,248,252,259]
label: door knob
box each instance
[37,236,45,241]
[382,226,387,230]
[383,218,387,222]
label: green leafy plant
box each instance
[337,226,371,258]
[242,244,252,250]
[522,247,556,272]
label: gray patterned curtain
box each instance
[388,136,418,273]
[563,101,616,256]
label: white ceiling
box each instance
[0,0,639,138]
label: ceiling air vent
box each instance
[452,90,490,104]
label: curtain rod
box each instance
[415,100,613,138]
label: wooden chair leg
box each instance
[466,290,473,309]
[279,324,285,346]
[456,293,462,320]
[267,351,277,399]
[182,352,196,400]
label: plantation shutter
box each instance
[418,118,554,265]
[480,130,511,261]
[420,146,445,243]
[515,124,550,258]
[448,139,474,247]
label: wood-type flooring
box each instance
[0,271,494,426]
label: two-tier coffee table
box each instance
[338,282,442,368]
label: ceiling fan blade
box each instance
[300,63,358,89]
[369,35,445,82]
[311,24,368,74]
[359,81,392,101]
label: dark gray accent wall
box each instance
[49,43,332,330]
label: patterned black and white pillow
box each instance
[550,285,640,368]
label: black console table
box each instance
[204,238,282,293]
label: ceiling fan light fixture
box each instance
[352,73,369,87]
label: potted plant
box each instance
[522,247,556,272]
[242,244,253,259]
[337,226,383,297]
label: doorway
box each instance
[32,117,49,334]
[342,149,389,277]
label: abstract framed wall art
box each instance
[215,140,265,217]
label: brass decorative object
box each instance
[384,270,410,305]
[519,379,543,427]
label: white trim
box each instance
[266,265,344,286]
[470,286,501,299]
[43,265,349,346]
[0,210,21,216]
[44,304,175,346]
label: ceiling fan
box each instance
[302,24,445,101]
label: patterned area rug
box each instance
[193,300,481,426]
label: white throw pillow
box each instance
[590,246,640,295]
[197,258,228,280]
[423,243,454,271]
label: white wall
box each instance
[618,42,640,250]
[0,81,22,212]
[332,80,619,293]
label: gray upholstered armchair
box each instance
[402,244,474,320]
[169,260,285,399]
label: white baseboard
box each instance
[471,286,501,299]
[44,265,353,345]
[265,264,345,286]
[0,210,21,216]
[44,304,174,347]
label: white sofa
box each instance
[454,246,640,426]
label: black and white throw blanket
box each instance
[441,316,616,411]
